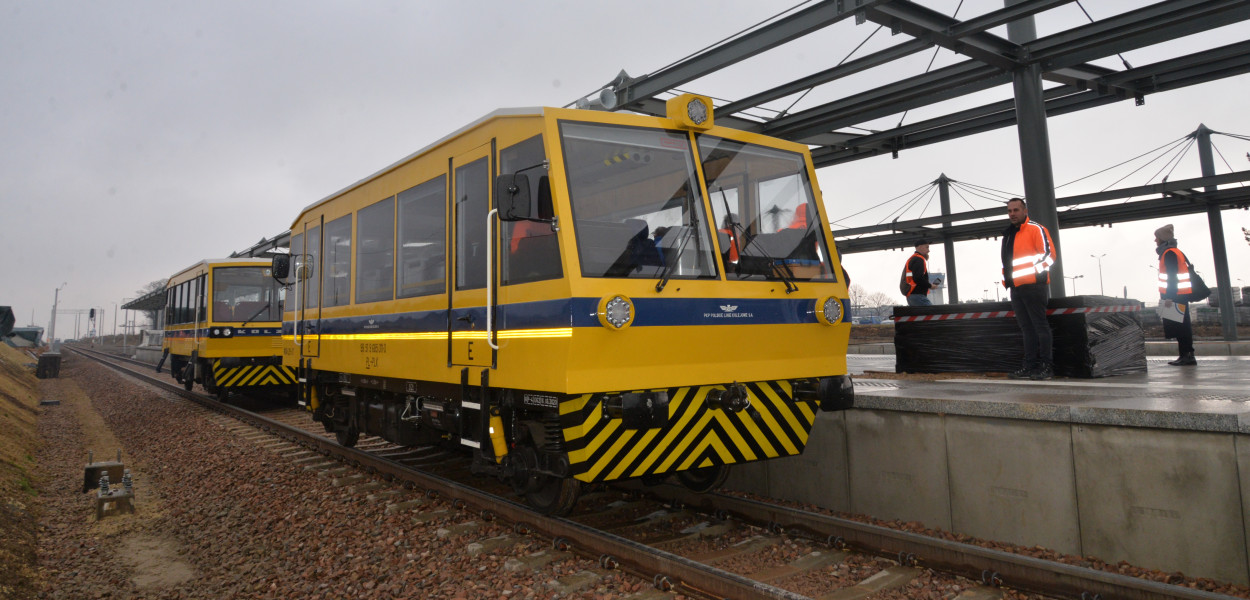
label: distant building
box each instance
[4,326,44,348]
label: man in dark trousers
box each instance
[1001,198,1057,380]
[1155,223,1197,366]
[903,242,932,306]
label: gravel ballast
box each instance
[35,357,654,599]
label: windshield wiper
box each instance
[238,301,272,327]
[656,195,702,293]
[655,226,694,292]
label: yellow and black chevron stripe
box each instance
[561,380,817,483]
[212,360,297,388]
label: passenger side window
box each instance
[322,216,352,307]
[397,176,447,298]
[500,136,561,285]
[356,197,395,304]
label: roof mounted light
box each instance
[666,93,714,131]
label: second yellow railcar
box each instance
[161,258,295,399]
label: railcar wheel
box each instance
[182,363,195,391]
[335,428,359,448]
[675,465,729,493]
[526,477,580,516]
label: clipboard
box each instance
[1156,301,1186,323]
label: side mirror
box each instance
[271,255,291,281]
[495,174,532,221]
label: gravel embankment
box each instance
[37,358,657,599]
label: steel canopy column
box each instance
[1196,124,1238,341]
[1007,0,1064,298]
[936,174,959,303]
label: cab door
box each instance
[448,143,494,367]
[297,218,322,358]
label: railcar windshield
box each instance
[560,122,717,280]
[699,136,835,281]
[212,267,283,323]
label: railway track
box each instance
[69,345,1241,600]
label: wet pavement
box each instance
[847,354,1250,432]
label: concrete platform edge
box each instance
[847,340,1248,356]
[732,408,1250,585]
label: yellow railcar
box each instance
[273,96,853,513]
[161,258,295,399]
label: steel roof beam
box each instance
[947,0,1076,38]
[835,188,1250,253]
[741,2,1250,153]
[717,1,1075,119]
[609,0,891,110]
[861,1,1023,70]
[859,2,1131,94]
[832,170,1250,240]
[812,40,1250,166]
[762,61,1010,139]
[1027,0,1250,71]
[718,38,933,118]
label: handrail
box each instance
[485,209,499,350]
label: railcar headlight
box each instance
[816,297,843,326]
[665,93,714,130]
[597,295,634,330]
[686,98,708,125]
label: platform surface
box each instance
[848,355,1250,433]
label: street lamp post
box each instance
[49,282,66,350]
[120,298,133,351]
[1064,274,1084,296]
[1091,254,1106,296]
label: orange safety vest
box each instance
[787,206,808,230]
[1003,219,1055,287]
[718,228,739,263]
[904,252,927,295]
[510,220,547,254]
[1158,247,1192,296]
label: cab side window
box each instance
[501,135,561,285]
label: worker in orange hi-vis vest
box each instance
[902,243,932,306]
[1155,223,1197,366]
[1001,197,1057,381]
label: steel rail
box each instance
[65,346,816,600]
[647,485,1242,600]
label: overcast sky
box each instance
[3,1,1248,337]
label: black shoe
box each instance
[1009,366,1034,379]
[1029,364,1054,380]
[1168,353,1197,366]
